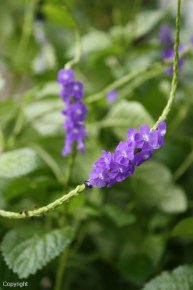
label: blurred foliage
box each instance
[1,0,193,289]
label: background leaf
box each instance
[142,265,193,290]
[0,148,42,178]
[103,100,154,139]
[1,227,75,278]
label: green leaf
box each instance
[172,218,193,238]
[104,101,154,139]
[81,31,112,55]
[0,148,41,178]
[131,161,187,213]
[125,10,165,40]
[103,204,136,227]
[43,4,75,28]
[1,227,75,279]
[24,99,63,136]
[142,265,193,290]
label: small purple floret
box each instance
[106,90,118,103]
[89,122,167,188]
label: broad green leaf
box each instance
[131,161,187,213]
[172,217,193,238]
[24,99,63,136]
[0,100,19,127]
[119,235,165,285]
[125,10,165,40]
[1,227,75,278]
[103,101,154,139]
[0,148,41,178]
[43,4,75,28]
[142,265,193,290]
[103,204,136,227]
[81,31,112,55]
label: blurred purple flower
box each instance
[106,90,118,103]
[89,122,167,188]
[57,68,88,156]
[159,25,185,75]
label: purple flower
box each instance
[135,125,159,150]
[159,25,185,75]
[62,102,87,123]
[94,151,113,170]
[58,68,88,156]
[159,25,174,48]
[89,167,109,188]
[69,81,84,101]
[89,122,167,188]
[134,148,154,166]
[114,141,135,166]
[108,163,133,184]
[106,90,118,103]
[58,69,74,85]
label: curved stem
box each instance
[152,0,181,130]
[0,184,85,219]
[173,149,193,181]
[65,28,82,69]
[86,48,191,105]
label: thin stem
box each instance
[173,149,193,181]
[152,0,181,130]
[15,0,37,67]
[65,144,77,189]
[65,29,82,69]
[54,250,69,290]
[0,184,85,219]
[55,146,77,290]
[86,47,191,105]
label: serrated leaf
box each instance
[0,148,41,178]
[1,227,75,278]
[103,101,154,140]
[172,217,193,238]
[103,204,136,227]
[131,161,187,213]
[142,265,193,290]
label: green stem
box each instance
[0,184,85,219]
[152,0,181,130]
[15,0,37,67]
[65,145,77,189]
[65,28,82,69]
[86,48,191,105]
[54,250,69,290]
[55,146,77,290]
[173,149,193,181]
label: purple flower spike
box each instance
[89,122,167,188]
[106,90,118,103]
[159,25,185,75]
[58,68,88,156]
[58,69,74,85]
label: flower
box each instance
[159,25,184,75]
[89,122,166,188]
[57,68,88,156]
[106,90,118,103]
